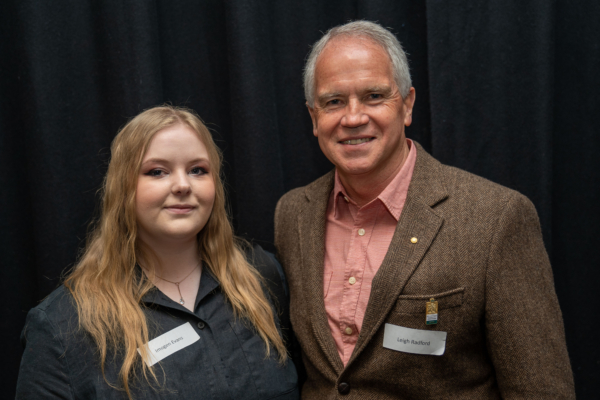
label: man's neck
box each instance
[338,143,410,207]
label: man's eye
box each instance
[327,99,341,106]
[369,93,382,99]
[190,167,208,175]
[145,169,165,177]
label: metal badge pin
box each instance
[426,297,438,325]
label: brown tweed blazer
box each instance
[275,143,574,399]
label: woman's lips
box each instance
[165,205,195,214]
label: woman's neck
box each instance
[139,237,201,281]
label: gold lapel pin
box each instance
[410,237,418,244]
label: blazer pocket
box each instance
[392,287,465,315]
[386,287,466,340]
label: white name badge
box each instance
[383,323,447,356]
[137,322,200,367]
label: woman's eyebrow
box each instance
[185,158,210,165]
[141,157,170,165]
[141,157,210,165]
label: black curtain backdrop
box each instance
[1,1,598,398]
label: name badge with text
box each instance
[137,322,200,367]
[383,323,447,356]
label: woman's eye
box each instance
[190,167,208,175]
[144,169,165,177]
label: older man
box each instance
[275,21,574,399]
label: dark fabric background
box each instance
[1,1,598,398]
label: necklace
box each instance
[155,264,200,305]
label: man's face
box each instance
[308,37,415,184]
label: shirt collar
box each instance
[332,139,417,221]
[332,170,354,218]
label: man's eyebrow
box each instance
[317,92,342,103]
[316,86,394,104]
[360,85,393,95]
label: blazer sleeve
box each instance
[16,307,74,400]
[484,193,575,399]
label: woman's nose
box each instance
[172,171,191,195]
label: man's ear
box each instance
[307,102,319,137]
[403,87,416,127]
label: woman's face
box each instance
[135,124,216,247]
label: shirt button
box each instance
[344,327,353,335]
[349,277,356,285]
[358,228,365,236]
[197,321,205,329]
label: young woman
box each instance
[16,106,298,399]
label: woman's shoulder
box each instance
[247,244,288,298]
[25,285,79,331]
[248,244,292,330]
[18,286,97,399]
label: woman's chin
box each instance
[138,228,204,247]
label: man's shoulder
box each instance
[274,170,334,248]
[413,144,525,205]
[277,186,305,210]
[431,159,538,224]
[276,170,334,212]
[443,163,519,196]
[448,163,526,200]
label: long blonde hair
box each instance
[64,105,286,398]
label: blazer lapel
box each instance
[349,145,449,365]
[297,171,346,373]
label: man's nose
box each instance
[340,99,369,128]
[172,171,191,195]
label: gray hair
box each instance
[303,20,412,107]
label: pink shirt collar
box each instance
[332,139,417,221]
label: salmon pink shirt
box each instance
[323,139,417,366]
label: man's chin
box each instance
[336,164,376,179]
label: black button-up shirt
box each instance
[17,269,299,399]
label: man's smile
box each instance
[340,137,374,145]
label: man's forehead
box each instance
[315,36,392,78]
[313,36,395,93]
[319,35,388,61]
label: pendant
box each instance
[179,298,185,305]
[426,298,438,325]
